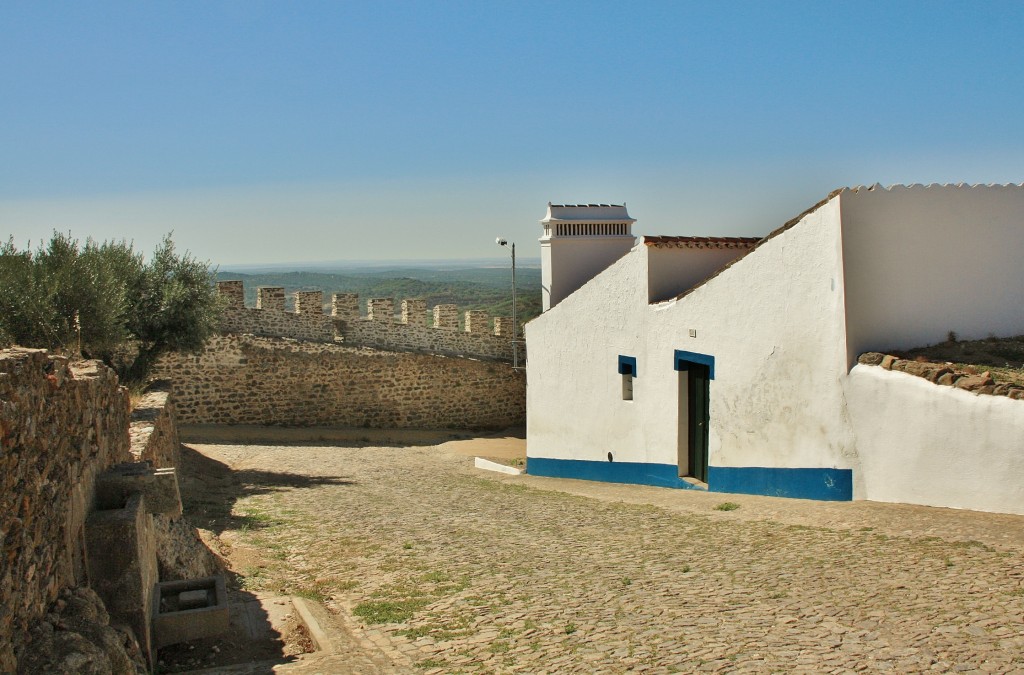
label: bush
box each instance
[0,232,220,384]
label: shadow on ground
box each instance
[177,444,355,536]
[180,423,483,449]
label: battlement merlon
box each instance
[257,286,285,311]
[217,280,244,308]
[295,290,324,315]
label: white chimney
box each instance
[539,202,636,310]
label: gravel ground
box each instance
[181,433,1024,674]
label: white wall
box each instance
[541,235,635,310]
[846,365,1024,514]
[528,243,652,462]
[528,195,857,473]
[841,184,1024,363]
[646,245,753,303]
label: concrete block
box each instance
[86,492,158,668]
[96,462,182,517]
[153,575,230,648]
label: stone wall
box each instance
[155,334,526,429]
[0,349,131,672]
[129,382,181,468]
[215,281,524,363]
[128,383,219,585]
[339,309,524,362]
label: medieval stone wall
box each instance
[0,349,131,672]
[155,334,526,429]
[215,281,524,363]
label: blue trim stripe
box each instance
[674,350,715,379]
[525,458,853,501]
[527,458,703,490]
[709,466,852,501]
[618,355,637,376]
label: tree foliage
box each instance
[0,232,220,384]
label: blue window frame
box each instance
[617,355,637,376]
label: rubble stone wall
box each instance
[155,334,526,429]
[129,383,181,468]
[0,349,131,672]
[215,281,523,363]
[219,305,336,343]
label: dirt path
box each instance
[177,429,1024,673]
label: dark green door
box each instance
[688,364,710,483]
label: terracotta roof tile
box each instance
[643,235,762,248]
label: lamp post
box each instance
[496,237,518,369]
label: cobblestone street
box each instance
[182,431,1024,674]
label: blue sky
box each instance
[2,1,1022,265]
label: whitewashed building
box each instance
[525,186,1024,514]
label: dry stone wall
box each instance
[0,349,131,672]
[129,382,180,468]
[128,384,219,585]
[155,334,526,429]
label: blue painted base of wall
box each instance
[526,458,853,501]
[526,458,704,490]
[708,466,852,501]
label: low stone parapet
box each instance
[858,352,1024,399]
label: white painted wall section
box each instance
[646,245,754,303]
[846,365,1024,514]
[841,184,1024,363]
[541,236,635,310]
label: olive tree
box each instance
[0,232,221,385]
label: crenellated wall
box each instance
[215,281,523,363]
[217,281,335,342]
[155,334,526,429]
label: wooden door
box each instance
[688,364,710,483]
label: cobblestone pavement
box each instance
[185,434,1024,674]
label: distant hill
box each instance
[215,266,542,327]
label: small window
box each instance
[617,355,637,401]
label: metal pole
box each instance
[511,242,518,369]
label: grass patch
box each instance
[715,502,740,512]
[489,640,510,654]
[414,658,446,669]
[353,599,429,624]
[294,580,332,602]
[564,622,577,635]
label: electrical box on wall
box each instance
[689,329,697,338]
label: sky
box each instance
[2,1,1023,265]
